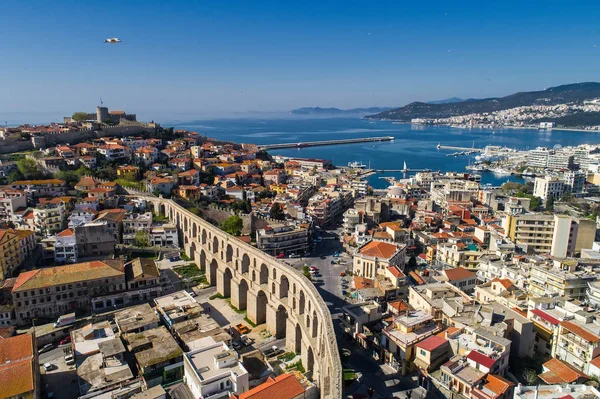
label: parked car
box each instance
[310,266,318,271]
[320,255,326,259]
[262,346,280,358]
[43,363,55,372]
[289,254,299,258]
[38,344,53,354]
[59,336,71,346]
[340,272,346,277]
[276,253,285,259]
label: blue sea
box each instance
[166,117,600,189]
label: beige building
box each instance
[256,223,310,256]
[505,213,596,255]
[533,175,564,200]
[11,260,125,325]
[529,260,597,300]
[353,241,406,279]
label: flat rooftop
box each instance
[114,303,159,333]
[124,326,182,368]
[187,342,248,383]
[72,321,116,357]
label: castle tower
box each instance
[96,106,109,123]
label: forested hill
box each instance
[366,82,600,121]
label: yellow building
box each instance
[117,165,140,180]
[270,183,287,194]
[0,229,23,279]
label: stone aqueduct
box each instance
[150,198,343,398]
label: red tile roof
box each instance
[481,374,514,397]
[416,335,447,352]
[560,321,600,343]
[57,228,74,237]
[386,266,405,278]
[467,350,495,369]
[443,267,475,281]
[232,373,304,399]
[530,309,560,326]
[540,358,588,384]
[0,334,35,397]
[359,241,399,259]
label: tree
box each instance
[235,174,241,186]
[501,181,522,193]
[221,215,243,236]
[16,158,44,180]
[269,203,285,220]
[546,195,555,211]
[134,230,149,247]
[54,170,80,186]
[523,368,538,385]
[7,170,24,183]
[71,112,89,122]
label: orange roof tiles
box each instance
[233,373,304,399]
[491,278,513,290]
[388,300,409,313]
[387,266,405,278]
[416,335,447,352]
[57,228,74,237]
[13,260,123,291]
[560,321,600,343]
[540,358,588,384]
[353,276,373,290]
[481,374,514,397]
[359,241,399,259]
[0,334,35,398]
[443,267,475,281]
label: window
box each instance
[420,349,426,356]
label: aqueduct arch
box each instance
[150,198,342,399]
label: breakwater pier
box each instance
[260,136,394,150]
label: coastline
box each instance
[369,119,600,133]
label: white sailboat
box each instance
[403,161,407,171]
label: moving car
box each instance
[276,253,285,259]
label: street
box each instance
[39,345,79,399]
[285,225,419,398]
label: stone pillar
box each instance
[246,290,258,325]
[265,303,278,337]
[216,268,225,296]
[230,280,241,310]
[285,318,297,353]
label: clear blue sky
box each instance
[2,0,600,121]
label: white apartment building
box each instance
[54,228,77,264]
[0,190,26,223]
[533,176,564,201]
[149,224,178,247]
[184,340,249,399]
[123,212,153,235]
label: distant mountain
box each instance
[427,97,466,105]
[366,82,600,121]
[290,107,392,116]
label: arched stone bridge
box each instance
[150,198,343,398]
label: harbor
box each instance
[259,136,394,150]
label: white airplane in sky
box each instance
[104,38,121,44]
